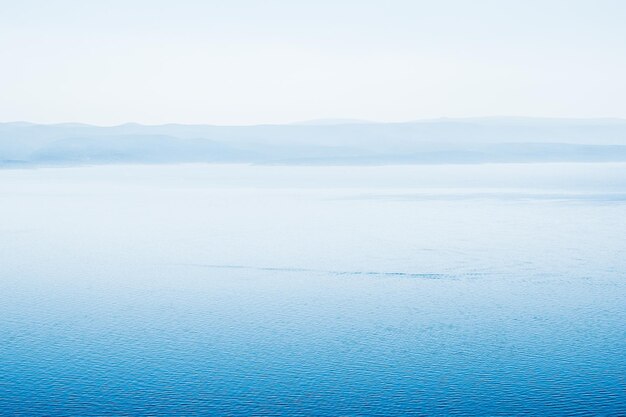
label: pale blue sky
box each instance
[1,0,625,125]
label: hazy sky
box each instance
[1,0,625,125]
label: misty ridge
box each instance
[2,117,626,167]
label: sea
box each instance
[1,163,625,415]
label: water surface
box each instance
[1,164,625,415]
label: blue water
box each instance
[1,164,625,416]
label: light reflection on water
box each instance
[1,164,625,415]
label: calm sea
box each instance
[1,164,625,415]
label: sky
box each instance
[1,0,625,125]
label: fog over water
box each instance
[3,0,626,413]
[1,163,625,415]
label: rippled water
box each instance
[1,164,625,416]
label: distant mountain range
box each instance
[2,118,626,167]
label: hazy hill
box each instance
[2,118,626,167]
